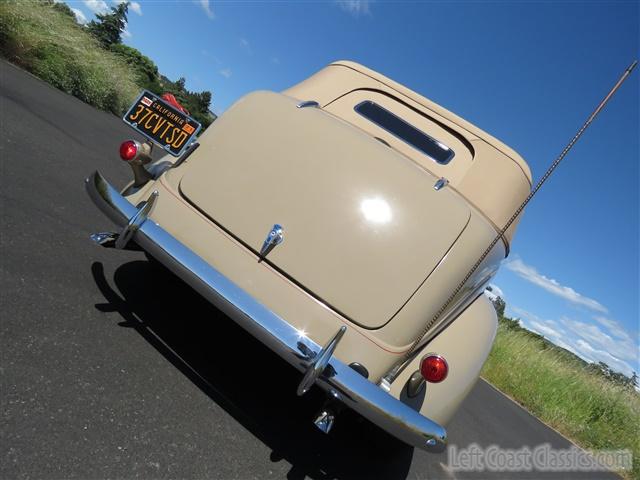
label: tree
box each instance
[194,91,212,113]
[491,295,506,318]
[87,2,129,48]
[501,315,522,331]
[175,77,186,90]
[632,371,638,388]
[159,75,214,129]
[110,44,163,93]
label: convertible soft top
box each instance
[284,61,532,244]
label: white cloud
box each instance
[593,315,632,341]
[197,0,214,19]
[122,28,132,39]
[505,258,607,313]
[512,307,567,342]
[553,338,581,356]
[201,50,222,65]
[529,320,564,341]
[113,0,141,14]
[484,284,505,302]
[574,339,635,378]
[219,68,232,79]
[71,7,88,24]
[239,38,252,54]
[560,317,637,363]
[84,0,109,14]
[336,0,372,16]
[510,306,539,322]
[490,283,505,298]
[129,1,142,15]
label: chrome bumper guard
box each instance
[85,171,447,452]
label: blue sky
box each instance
[68,0,638,376]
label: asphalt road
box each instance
[0,61,619,480]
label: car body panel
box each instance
[389,293,498,426]
[129,172,409,380]
[179,91,472,328]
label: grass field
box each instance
[0,0,139,114]
[482,321,639,479]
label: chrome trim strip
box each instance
[433,177,449,191]
[296,100,320,108]
[85,171,447,452]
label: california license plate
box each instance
[122,91,201,157]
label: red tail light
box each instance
[119,140,139,161]
[420,355,448,383]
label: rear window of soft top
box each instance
[355,100,455,165]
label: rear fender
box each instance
[388,294,498,425]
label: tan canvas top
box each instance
[283,61,533,244]
[332,61,532,180]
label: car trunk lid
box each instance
[178,91,471,328]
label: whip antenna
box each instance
[383,60,638,384]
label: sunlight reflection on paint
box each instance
[361,197,392,224]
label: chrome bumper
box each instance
[85,171,447,452]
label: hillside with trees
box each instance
[85,2,215,128]
[0,0,215,129]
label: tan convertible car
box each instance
[86,61,532,452]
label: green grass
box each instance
[0,0,140,114]
[482,322,640,479]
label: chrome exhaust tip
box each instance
[313,408,336,434]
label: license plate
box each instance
[122,91,201,157]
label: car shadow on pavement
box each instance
[91,260,415,480]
